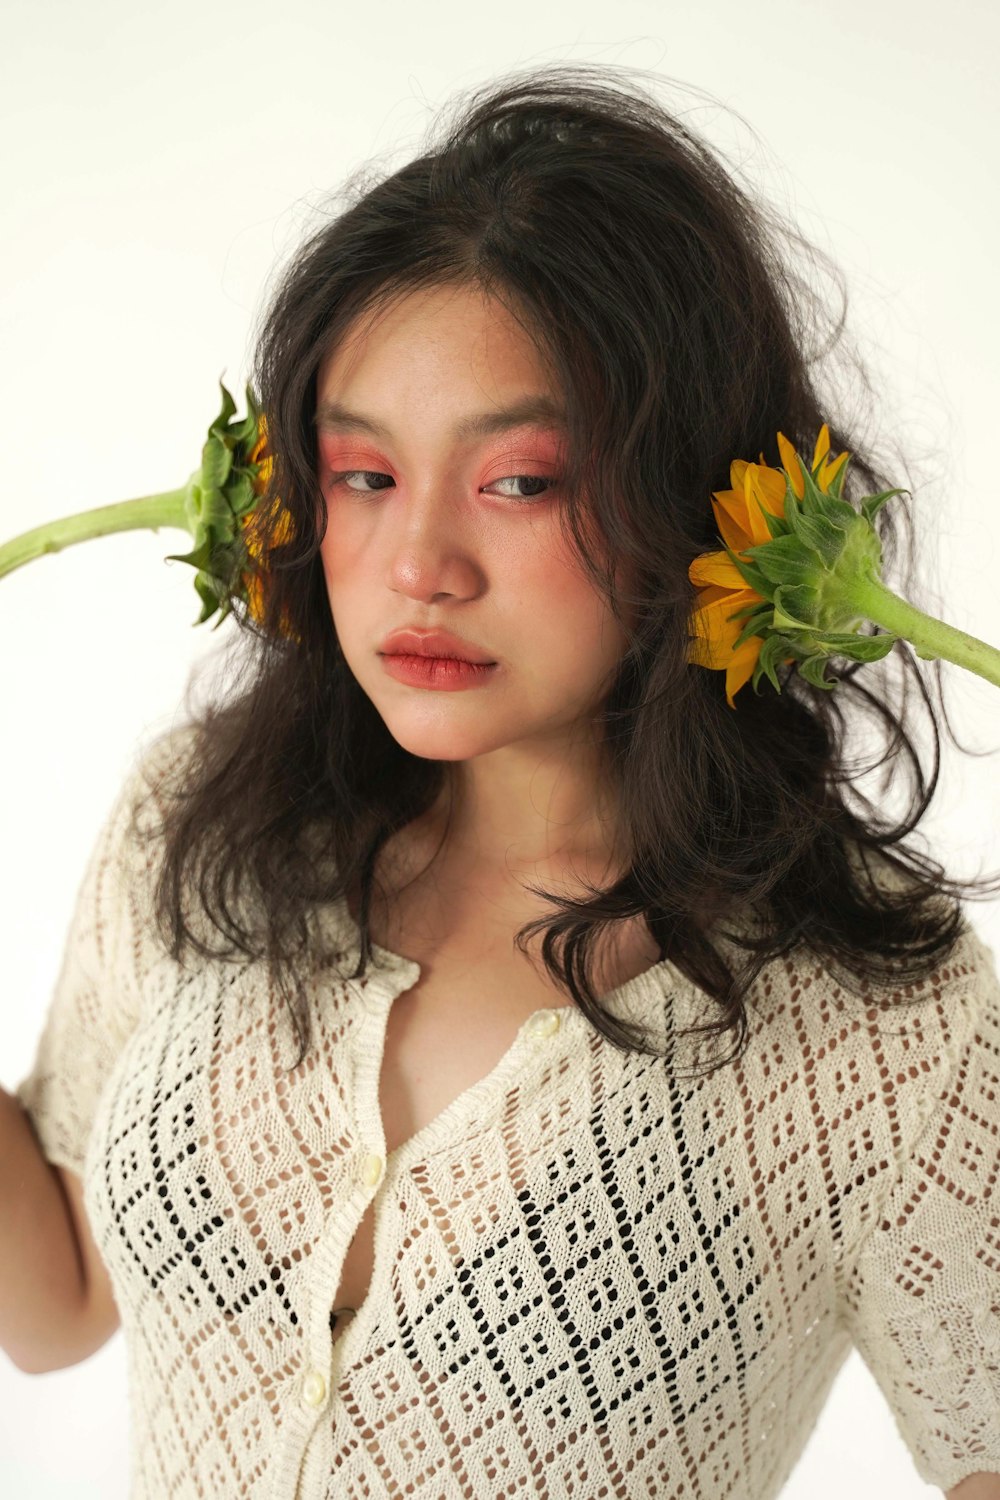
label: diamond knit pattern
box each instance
[16,727,1000,1498]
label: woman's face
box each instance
[314,282,630,767]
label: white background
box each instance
[1,1,998,1495]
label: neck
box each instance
[433,733,624,880]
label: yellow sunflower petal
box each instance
[689,550,754,591]
[248,415,268,461]
[688,588,761,667]
[272,501,295,544]
[243,570,264,623]
[242,515,263,562]
[692,582,734,607]
[710,492,755,553]
[776,431,804,499]
[248,415,274,492]
[817,446,849,494]
[724,635,762,708]
[811,422,831,473]
[744,463,786,544]
[730,458,749,490]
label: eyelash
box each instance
[325,469,558,505]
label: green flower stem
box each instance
[852,575,1000,689]
[0,488,191,581]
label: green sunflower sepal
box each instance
[165,378,270,628]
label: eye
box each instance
[484,474,557,502]
[326,470,558,504]
[328,469,395,495]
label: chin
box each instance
[382,724,496,762]
[373,703,514,762]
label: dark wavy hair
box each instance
[140,62,998,1080]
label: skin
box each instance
[314,280,635,911]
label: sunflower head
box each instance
[166,383,301,642]
[687,424,902,707]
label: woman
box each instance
[7,63,1000,1499]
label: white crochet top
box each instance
[15,726,1000,1498]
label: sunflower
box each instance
[688,425,849,706]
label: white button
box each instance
[301,1369,327,1408]
[527,1008,562,1039]
[360,1152,384,1187]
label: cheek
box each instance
[518,551,620,658]
[536,523,629,654]
[316,504,364,592]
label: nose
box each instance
[385,491,486,605]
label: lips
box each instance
[378,628,496,664]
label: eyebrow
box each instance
[313,395,567,442]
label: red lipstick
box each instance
[378,628,498,691]
[378,628,496,663]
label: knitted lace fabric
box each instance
[15,726,1000,1498]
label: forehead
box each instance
[315,284,565,422]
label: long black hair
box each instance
[138,62,998,1078]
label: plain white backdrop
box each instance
[1,1,997,1495]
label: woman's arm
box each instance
[0,1085,117,1374]
[945,1476,1000,1499]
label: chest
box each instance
[380,951,572,1153]
[332,855,663,1340]
[330,944,575,1334]
[354,883,661,1166]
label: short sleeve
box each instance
[14,730,185,1178]
[836,921,1000,1492]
